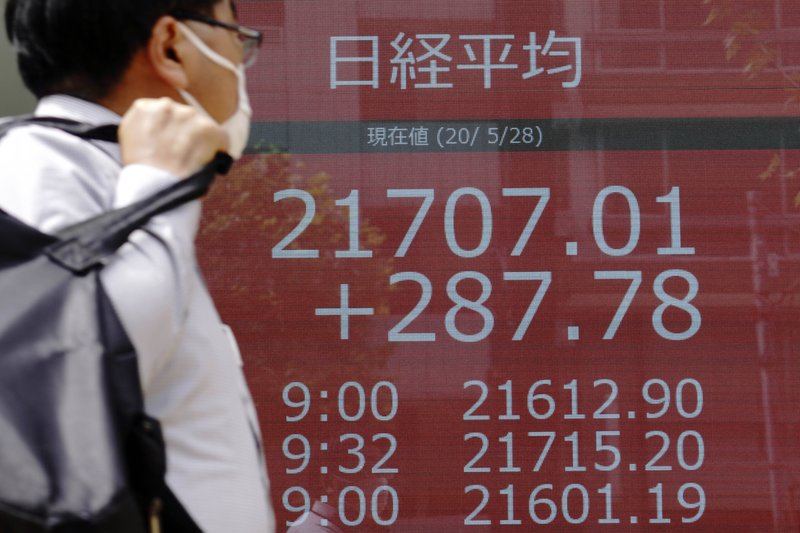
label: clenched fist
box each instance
[119,97,229,177]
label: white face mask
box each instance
[176,22,252,159]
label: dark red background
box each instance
[196,1,800,530]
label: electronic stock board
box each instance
[196,1,800,530]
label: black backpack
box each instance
[0,117,230,532]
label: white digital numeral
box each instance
[679,483,706,523]
[526,380,556,420]
[338,433,366,474]
[593,186,641,256]
[463,380,490,421]
[676,378,703,418]
[464,432,490,473]
[645,431,671,471]
[445,188,493,258]
[464,485,491,525]
[528,485,557,525]
[387,189,434,257]
[282,434,311,474]
[446,272,493,342]
[498,380,520,420]
[653,269,701,341]
[527,432,556,472]
[272,190,319,258]
[595,431,621,471]
[598,484,620,524]
[677,431,705,471]
[649,483,671,524]
[372,433,399,474]
[562,484,590,524]
[339,486,367,526]
[282,382,311,422]
[373,486,399,526]
[338,382,367,422]
[502,188,550,256]
[335,190,372,258]
[388,272,435,342]
[371,382,399,422]
[500,484,522,525]
[498,432,521,473]
[593,379,620,419]
[504,272,551,341]
[594,271,642,339]
[657,186,695,255]
[282,487,311,527]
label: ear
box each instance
[146,16,190,90]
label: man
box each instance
[0,1,274,531]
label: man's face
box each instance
[180,0,245,123]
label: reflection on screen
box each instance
[197,1,800,530]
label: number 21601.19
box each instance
[465,482,705,526]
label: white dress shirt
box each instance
[0,95,275,533]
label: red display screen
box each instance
[197,1,800,530]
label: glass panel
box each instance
[197,1,800,530]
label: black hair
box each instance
[4,0,222,101]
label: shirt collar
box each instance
[35,95,122,162]
[35,95,121,126]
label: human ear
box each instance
[147,16,190,90]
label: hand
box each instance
[119,97,229,177]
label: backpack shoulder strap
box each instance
[0,114,232,273]
[0,115,118,142]
[47,152,232,274]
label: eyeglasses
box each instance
[171,11,263,68]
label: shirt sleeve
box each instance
[103,165,202,392]
[0,125,200,393]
